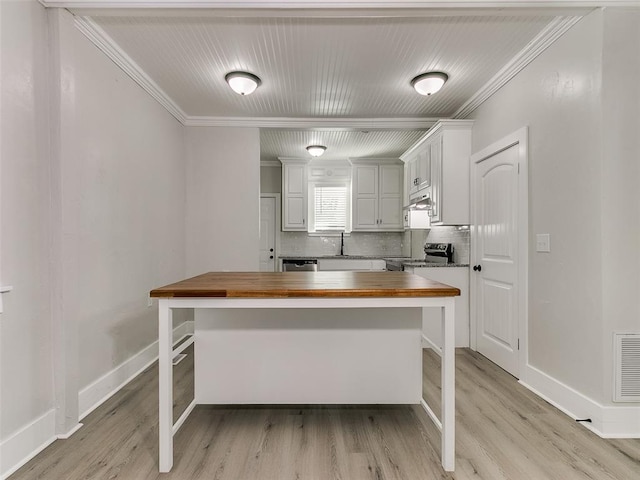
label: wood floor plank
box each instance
[9,346,640,480]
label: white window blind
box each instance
[313,185,347,231]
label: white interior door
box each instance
[259,196,277,272]
[471,128,528,378]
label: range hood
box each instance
[405,190,433,212]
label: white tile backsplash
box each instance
[280,232,404,257]
[409,226,470,263]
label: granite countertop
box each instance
[280,255,469,268]
[280,255,407,260]
[403,261,470,268]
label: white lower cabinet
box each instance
[413,267,469,348]
[318,258,386,271]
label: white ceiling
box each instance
[93,14,556,118]
[260,129,428,162]
[75,6,590,161]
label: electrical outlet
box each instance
[536,234,551,252]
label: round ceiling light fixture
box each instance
[225,71,261,95]
[306,145,327,157]
[411,71,449,96]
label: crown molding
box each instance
[260,160,282,167]
[40,1,637,10]
[278,157,311,164]
[400,119,474,159]
[73,15,188,124]
[72,9,585,131]
[184,116,438,129]
[453,15,582,118]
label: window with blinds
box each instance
[313,185,348,231]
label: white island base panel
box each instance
[195,308,422,404]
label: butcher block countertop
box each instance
[150,271,460,299]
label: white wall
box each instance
[260,165,282,193]
[470,8,640,410]
[470,10,605,401]
[185,127,260,275]
[54,10,187,392]
[0,0,54,441]
[599,8,640,404]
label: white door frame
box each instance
[260,193,281,271]
[470,127,529,377]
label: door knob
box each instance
[473,265,482,272]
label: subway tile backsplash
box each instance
[280,232,404,257]
[279,228,469,263]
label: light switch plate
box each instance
[536,234,551,252]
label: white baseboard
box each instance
[421,334,442,356]
[1,321,194,480]
[79,320,194,419]
[521,363,640,438]
[0,410,56,480]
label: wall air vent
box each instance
[614,333,640,402]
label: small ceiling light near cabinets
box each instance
[411,71,449,96]
[306,145,327,157]
[225,71,261,95]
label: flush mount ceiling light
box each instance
[225,71,261,95]
[411,71,449,96]
[306,145,327,157]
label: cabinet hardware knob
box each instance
[270,248,274,252]
[270,256,274,259]
[473,265,482,272]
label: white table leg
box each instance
[158,299,173,472]
[441,297,455,471]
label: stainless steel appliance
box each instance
[405,189,433,212]
[282,259,318,272]
[424,243,454,264]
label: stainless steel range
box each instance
[384,243,453,271]
[424,243,454,264]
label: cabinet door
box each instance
[379,165,403,230]
[286,164,306,195]
[285,196,306,229]
[430,133,443,223]
[283,164,307,230]
[409,158,419,195]
[353,165,379,230]
[417,145,431,190]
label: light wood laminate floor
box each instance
[10,346,639,480]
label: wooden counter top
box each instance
[150,271,460,299]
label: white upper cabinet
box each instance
[401,120,473,225]
[280,159,309,231]
[351,160,403,231]
[405,146,431,196]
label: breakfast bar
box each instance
[150,271,459,473]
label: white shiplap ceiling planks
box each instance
[92,14,557,118]
[78,8,587,160]
[260,129,428,162]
